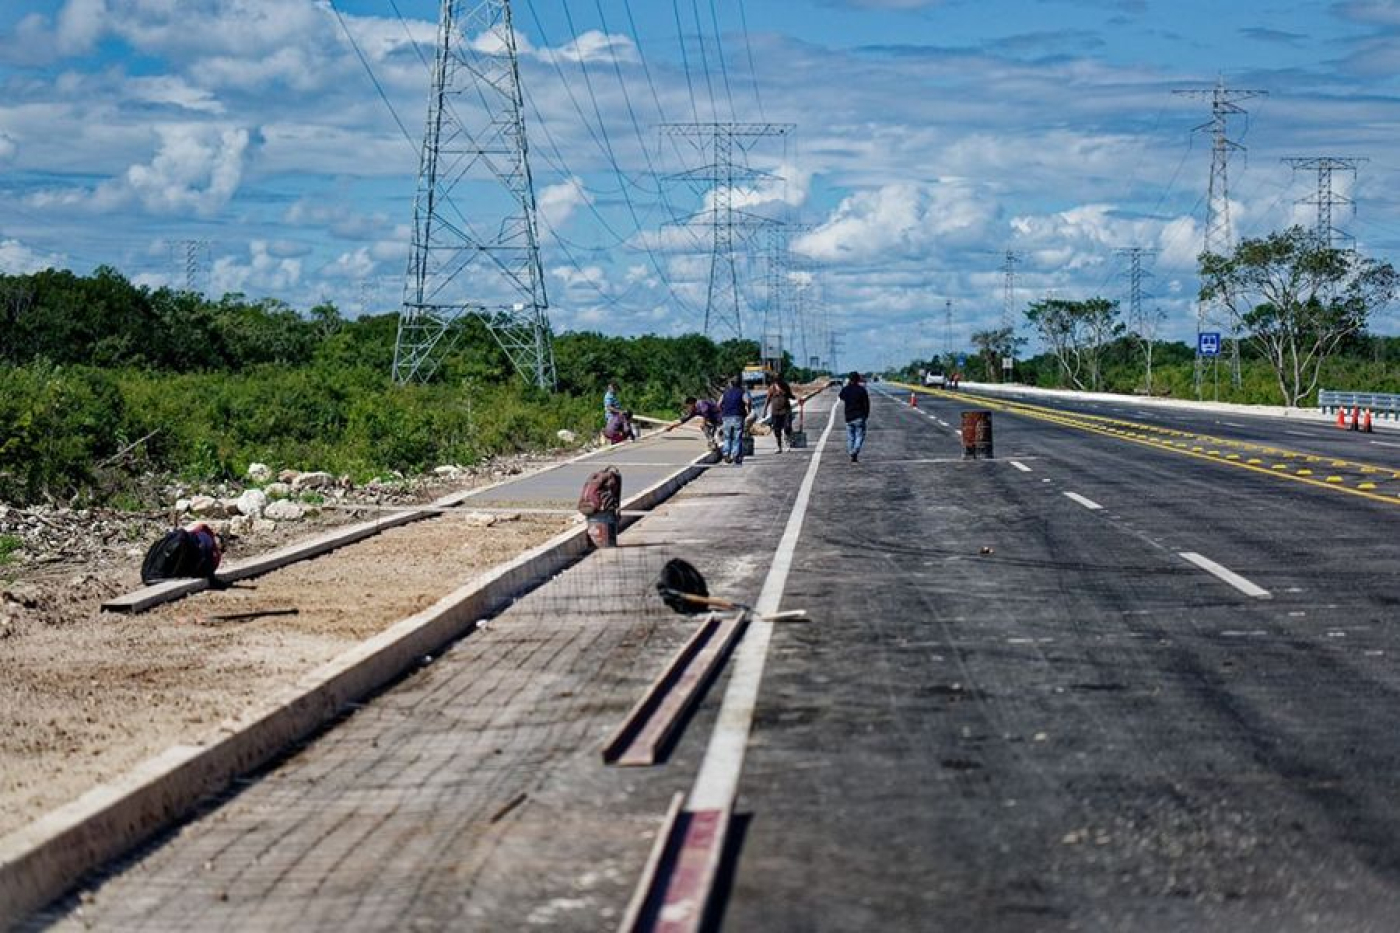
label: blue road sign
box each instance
[956,353,967,367]
[1198,332,1221,357]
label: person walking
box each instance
[765,376,797,452]
[719,375,751,464]
[838,371,869,462]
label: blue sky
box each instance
[5,1,1400,371]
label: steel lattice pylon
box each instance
[394,0,555,388]
[661,122,793,339]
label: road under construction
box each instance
[7,383,1400,931]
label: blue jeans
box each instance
[721,416,745,462]
[846,417,866,455]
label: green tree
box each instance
[1024,297,1123,390]
[969,326,1019,382]
[1199,226,1400,407]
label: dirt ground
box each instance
[0,506,575,839]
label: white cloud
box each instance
[539,30,637,65]
[211,240,302,294]
[0,239,65,274]
[125,75,225,114]
[796,180,998,263]
[0,133,16,161]
[56,0,108,54]
[537,177,593,233]
[323,247,377,280]
[121,125,249,215]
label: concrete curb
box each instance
[102,435,675,614]
[901,380,1399,433]
[0,448,717,928]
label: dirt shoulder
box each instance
[0,454,578,839]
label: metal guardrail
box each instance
[1319,390,1400,419]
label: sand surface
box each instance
[0,510,572,838]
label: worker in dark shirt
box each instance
[838,371,870,462]
[718,376,751,464]
[665,396,722,450]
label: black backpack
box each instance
[140,528,217,584]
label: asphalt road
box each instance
[722,386,1400,931]
[22,386,1400,931]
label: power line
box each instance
[735,0,765,120]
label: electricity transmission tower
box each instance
[1001,250,1021,381]
[662,122,794,339]
[1117,246,1162,393]
[944,298,953,362]
[173,239,209,293]
[1174,78,1267,396]
[394,0,555,389]
[1282,156,1367,248]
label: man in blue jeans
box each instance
[838,371,869,462]
[719,375,750,464]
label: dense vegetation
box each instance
[0,268,767,505]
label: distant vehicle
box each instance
[741,364,773,388]
[924,371,946,387]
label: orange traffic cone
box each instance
[1363,408,1374,433]
[909,391,918,408]
[1337,407,1349,429]
[1350,406,1361,431]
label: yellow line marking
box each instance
[893,383,1400,507]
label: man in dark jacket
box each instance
[718,376,751,464]
[838,371,870,462]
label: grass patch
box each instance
[0,534,22,566]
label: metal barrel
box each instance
[960,410,994,459]
[586,512,618,548]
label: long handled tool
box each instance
[655,558,806,621]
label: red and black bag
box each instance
[577,467,622,516]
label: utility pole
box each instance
[1117,246,1161,394]
[394,0,555,389]
[1282,156,1367,249]
[1175,78,1266,397]
[661,122,794,339]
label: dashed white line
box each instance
[1009,460,1032,472]
[1179,551,1271,599]
[1063,491,1103,510]
[1285,430,1314,437]
[1220,421,1247,428]
[1371,440,1400,449]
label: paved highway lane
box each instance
[950,385,1400,475]
[721,388,1400,931]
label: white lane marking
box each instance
[1371,440,1400,449]
[1009,460,1032,472]
[1285,430,1314,437]
[1221,421,1247,428]
[1063,491,1103,510]
[1179,551,1271,599]
[687,404,839,811]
